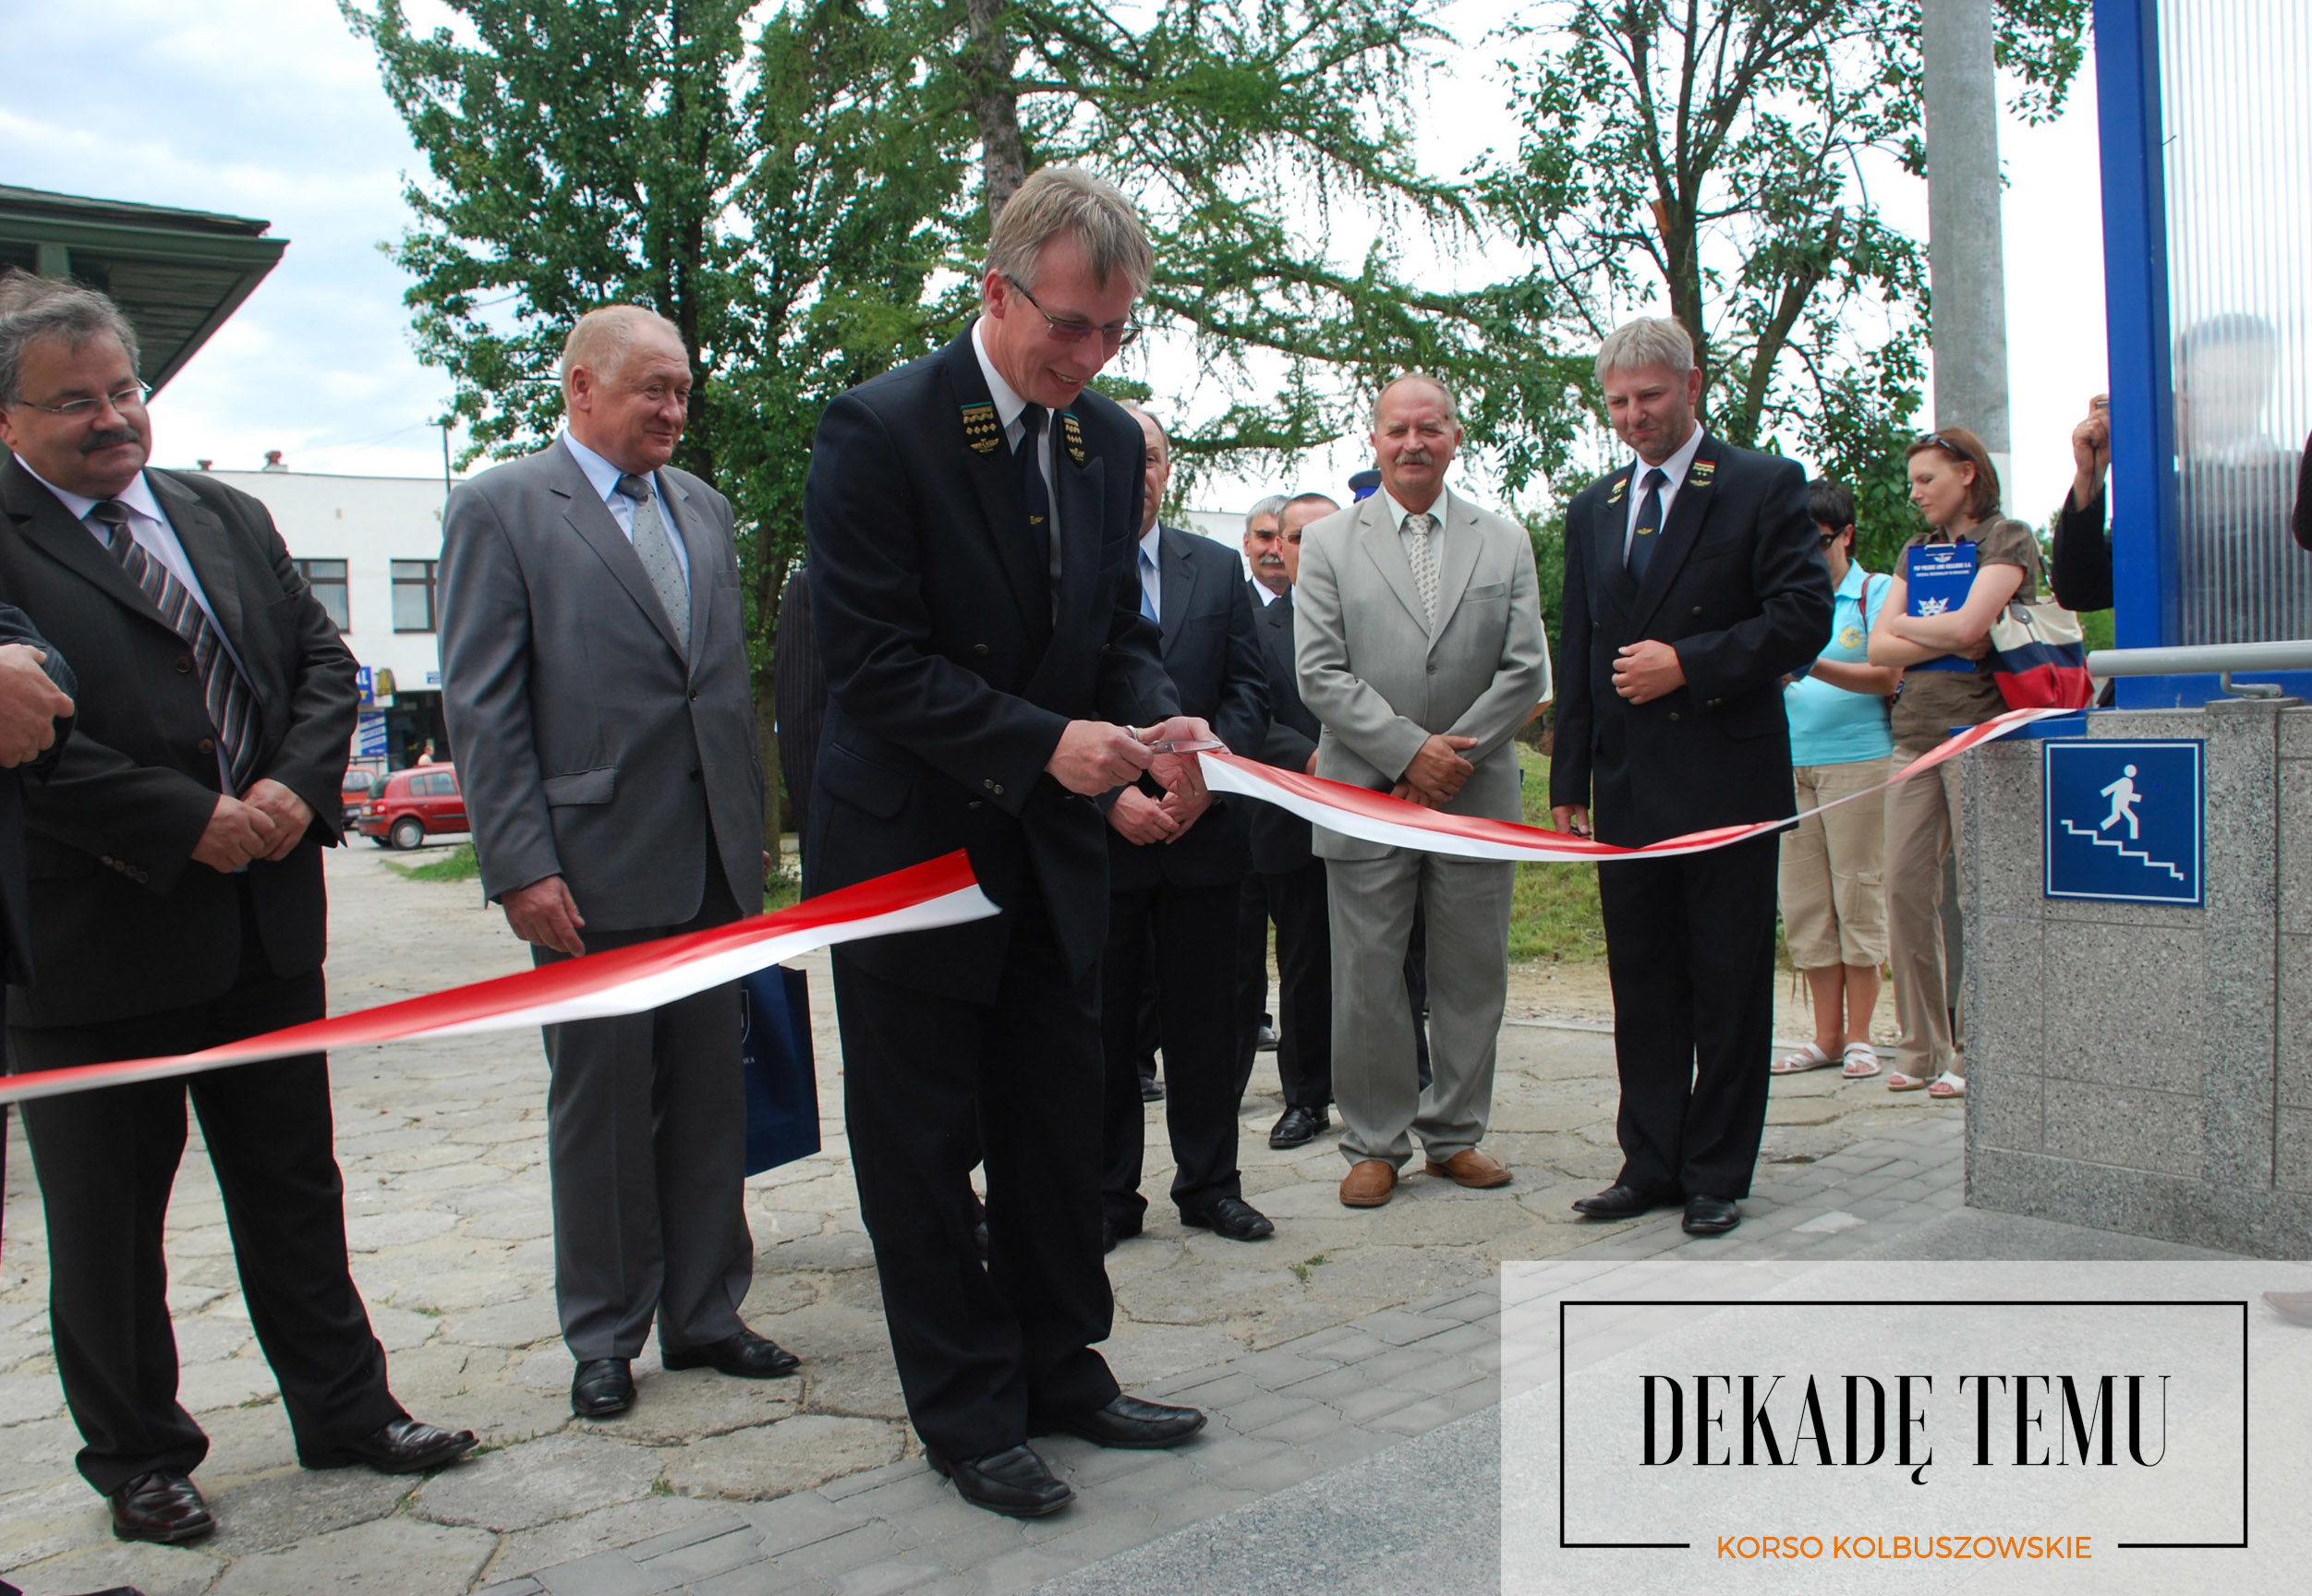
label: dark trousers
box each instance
[9,903,401,1495]
[1231,875,1272,1094]
[830,897,1119,1460]
[1100,880,1245,1227]
[1263,861,1334,1109]
[1596,833,1782,1201]
[534,858,751,1360]
[1406,891,1431,1089]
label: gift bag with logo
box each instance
[740,964,819,1176]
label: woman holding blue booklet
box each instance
[1867,429,2042,1100]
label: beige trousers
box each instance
[1777,757,1894,970]
[1883,749,1965,1079]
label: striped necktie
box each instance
[89,500,259,788]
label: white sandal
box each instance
[1885,1071,1931,1093]
[1772,1043,1839,1075]
[1927,1071,1967,1099]
[1840,1042,1881,1080]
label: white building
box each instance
[199,465,455,774]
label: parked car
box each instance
[341,768,381,831]
[358,764,469,850]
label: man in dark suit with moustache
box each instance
[1097,406,1269,1252]
[804,168,1217,1518]
[1248,492,1339,1150]
[1550,317,1832,1238]
[0,272,473,1549]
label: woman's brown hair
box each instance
[1904,427,2002,522]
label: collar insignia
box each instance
[1061,411,1088,466]
[1606,476,1628,505]
[1689,458,1717,484]
[962,402,1000,454]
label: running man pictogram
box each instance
[2100,764,2143,840]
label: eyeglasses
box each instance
[1916,432,1967,458]
[9,381,151,419]
[1005,275,1143,349]
[1817,529,1845,548]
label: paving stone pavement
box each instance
[0,841,2122,1595]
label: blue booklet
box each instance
[1902,540,1978,672]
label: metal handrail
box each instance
[2084,640,2312,701]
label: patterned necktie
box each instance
[614,473,690,661]
[1402,510,1438,626]
[90,500,258,788]
[1139,545,1159,624]
[1628,466,1670,580]
[1016,402,1052,573]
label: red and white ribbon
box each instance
[1201,705,2074,864]
[0,852,996,1107]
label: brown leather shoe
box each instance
[1338,1159,1398,1208]
[1424,1148,1512,1189]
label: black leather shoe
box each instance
[306,1416,478,1473]
[1256,1022,1280,1053]
[1572,1183,1665,1219]
[1182,1196,1275,1241]
[1103,1212,1142,1254]
[1683,1194,1741,1236]
[926,1443,1073,1517]
[1035,1394,1206,1449]
[662,1329,801,1378]
[109,1469,212,1545]
[1269,1105,1328,1149]
[572,1357,635,1417]
[1139,1076,1165,1103]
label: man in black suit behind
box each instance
[804,169,1216,1518]
[0,606,75,1247]
[1097,406,1269,1251]
[1249,492,1339,1150]
[0,273,473,1547]
[1549,317,1831,1239]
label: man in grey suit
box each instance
[441,306,794,1421]
[1294,375,1550,1209]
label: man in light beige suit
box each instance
[1294,375,1550,1208]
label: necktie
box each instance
[1402,510,1438,626]
[614,473,690,661]
[1016,403,1052,574]
[1628,466,1669,580]
[90,500,259,788]
[1139,545,1159,624]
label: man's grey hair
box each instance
[1245,493,1288,533]
[1370,373,1459,429]
[1119,401,1168,453]
[987,168,1154,297]
[1595,317,1696,385]
[0,270,142,410]
[558,304,685,396]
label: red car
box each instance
[359,764,470,850]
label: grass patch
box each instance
[386,840,481,883]
[765,864,801,913]
[1509,746,1606,964]
[1289,1253,1329,1285]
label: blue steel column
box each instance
[2095,0,2183,703]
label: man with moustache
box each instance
[1098,405,1269,1251]
[1551,317,1831,1238]
[442,306,791,1422]
[0,272,474,1548]
[804,168,1217,1518]
[1295,376,1550,1208]
[1249,491,1340,1149]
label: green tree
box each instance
[1479,0,2088,567]
[343,0,964,825]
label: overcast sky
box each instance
[3,0,2105,529]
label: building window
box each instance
[393,560,439,633]
[294,558,350,632]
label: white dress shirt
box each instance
[1622,423,1707,560]
[562,431,690,588]
[19,456,250,791]
[1252,578,1285,607]
[972,319,1062,589]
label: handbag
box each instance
[739,964,820,1176]
[1988,595,2095,710]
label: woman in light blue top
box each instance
[1773,482,1903,1081]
